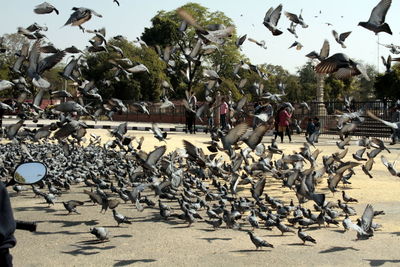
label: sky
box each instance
[1,0,400,74]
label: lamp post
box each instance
[316,74,327,116]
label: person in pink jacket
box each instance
[277,107,292,143]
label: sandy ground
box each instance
[6,130,400,267]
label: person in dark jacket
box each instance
[0,182,16,267]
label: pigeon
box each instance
[285,10,308,28]
[90,227,109,241]
[263,4,283,36]
[276,218,295,235]
[112,210,132,226]
[306,39,330,61]
[34,2,59,15]
[358,0,392,35]
[62,200,84,214]
[247,38,267,49]
[381,155,400,177]
[342,191,358,203]
[297,227,316,244]
[288,41,303,50]
[362,158,374,178]
[64,7,103,32]
[332,30,351,48]
[315,53,369,81]
[352,148,367,161]
[346,204,375,240]
[235,34,247,48]
[205,218,223,229]
[381,55,392,72]
[336,136,351,149]
[150,123,167,142]
[247,232,273,250]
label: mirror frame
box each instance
[12,162,48,185]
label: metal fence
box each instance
[110,99,396,138]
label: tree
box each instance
[83,39,168,101]
[374,63,400,101]
[141,2,243,101]
[297,62,317,102]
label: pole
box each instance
[377,34,380,73]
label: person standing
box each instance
[0,106,4,136]
[390,106,400,144]
[313,117,321,143]
[187,95,197,134]
[220,97,228,130]
[0,182,16,267]
[306,118,315,137]
[277,107,292,143]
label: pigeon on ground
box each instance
[297,227,316,244]
[247,231,274,250]
[63,200,84,214]
[112,210,132,226]
[90,227,109,241]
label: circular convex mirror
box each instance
[14,162,47,184]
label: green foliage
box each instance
[83,39,168,101]
[374,63,400,100]
[140,2,242,101]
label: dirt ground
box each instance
[7,130,400,267]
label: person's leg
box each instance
[286,127,292,142]
[221,114,226,130]
[188,115,193,134]
[0,249,13,267]
[279,126,285,142]
[192,113,196,134]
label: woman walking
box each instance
[277,107,292,143]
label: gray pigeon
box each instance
[63,200,84,214]
[90,227,109,241]
[332,30,351,48]
[64,7,103,32]
[263,5,283,36]
[112,210,132,226]
[315,53,369,81]
[34,2,59,15]
[358,0,392,35]
[297,227,316,244]
[247,231,273,250]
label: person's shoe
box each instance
[390,142,396,145]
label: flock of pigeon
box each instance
[0,0,399,253]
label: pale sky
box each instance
[1,0,400,74]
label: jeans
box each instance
[220,114,227,130]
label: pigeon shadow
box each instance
[114,234,133,238]
[319,246,360,254]
[62,244,116,256]
[34,230,86,236]
[198,237,232,243]
[114,259,157,266]
[42,219,99,228]
[363,259,400,266]
[230,249,271,253]
[198,228,220,232]
[332,229,346,234]
[286,243,312,247]
[14,206,57,213]
[391,232,400,236]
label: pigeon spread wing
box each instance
[146,146,167,167]
[368,0,392,25]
